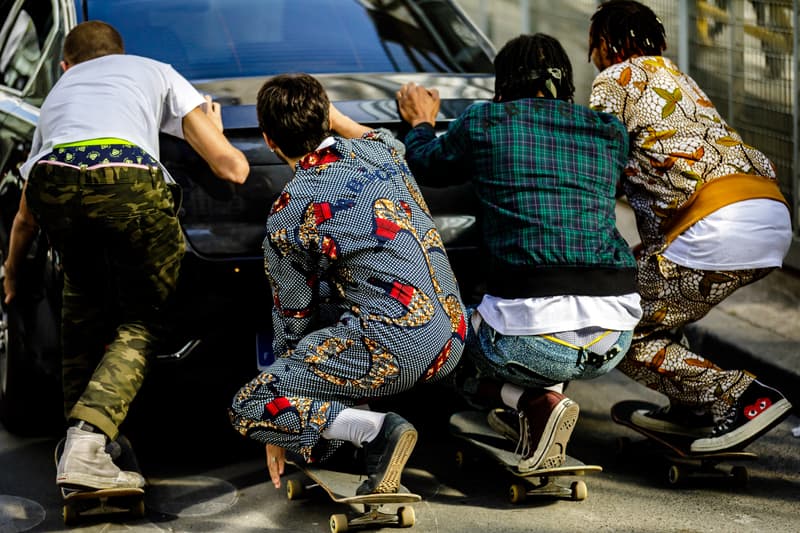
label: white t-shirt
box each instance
[663,199,791,270]
[20,54,204,179]
[477,293,643,336]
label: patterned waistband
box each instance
[38,143,158,169]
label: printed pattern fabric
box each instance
[229,130,467,462]
[589,55,777,258]
[617,253,771,417]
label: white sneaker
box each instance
[56,426,145,490]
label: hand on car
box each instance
[265,443,286,489]
[396,82,440,128]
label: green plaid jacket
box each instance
[404,98,637,298]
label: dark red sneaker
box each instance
[516,391,579,472]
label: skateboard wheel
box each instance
[508,483,527,504]
[570,480,588,501]
[286,478,305,500]
[62,504,77,525]
[731,466,749,487]
[667,464,682,486]
[397,506,415,528]
[330,513,349,533]
[454,450,465,468]
[133,499,146,518]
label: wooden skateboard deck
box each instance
[55,434,146,524]
[611,400,758,487]
[286,458,421,532]
[449,410,602,502]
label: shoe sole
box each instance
[690,399,792,453]
[370,428,418,494]
[57,471,145,490]
[519,400,579,472]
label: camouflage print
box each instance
[617,253,772,419]
[26,158,184,439]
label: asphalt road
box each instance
[2,363,799,533]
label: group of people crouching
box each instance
[11,1,791,497]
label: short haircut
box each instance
[256,73,330,159]
[493,33,575,103]
[63,21,124,65]
[589,0,666,62]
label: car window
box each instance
[84,0,493,80]
[0,0,54,93]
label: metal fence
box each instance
[458,0,800,269]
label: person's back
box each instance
[264,130,465,383]
[590,52,778,258]
[433,97,633,293]
[29,54,199,165]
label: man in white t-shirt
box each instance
[3,21,249,490]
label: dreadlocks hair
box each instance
[493,33,575,103]
[588,0,666,63]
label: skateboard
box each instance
[54,434,146,525]
[286,458,421,533]
[611,400,758,487]
[449,410,602,503]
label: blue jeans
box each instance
[465,316,632,391]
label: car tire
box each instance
[0,245,63,436]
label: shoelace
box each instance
[710,406,739,436]
[514,412,531,459]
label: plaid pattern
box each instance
[403,99,635,271]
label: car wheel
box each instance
[0,246,63,436]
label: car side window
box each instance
[0,0,55,95]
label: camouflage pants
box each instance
[26,161,184,439]
[617,253,772,418]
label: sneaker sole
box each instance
[519,400,579,472]
[690,399,792,453]
[371,428,418,494]
[57,471,145,490]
